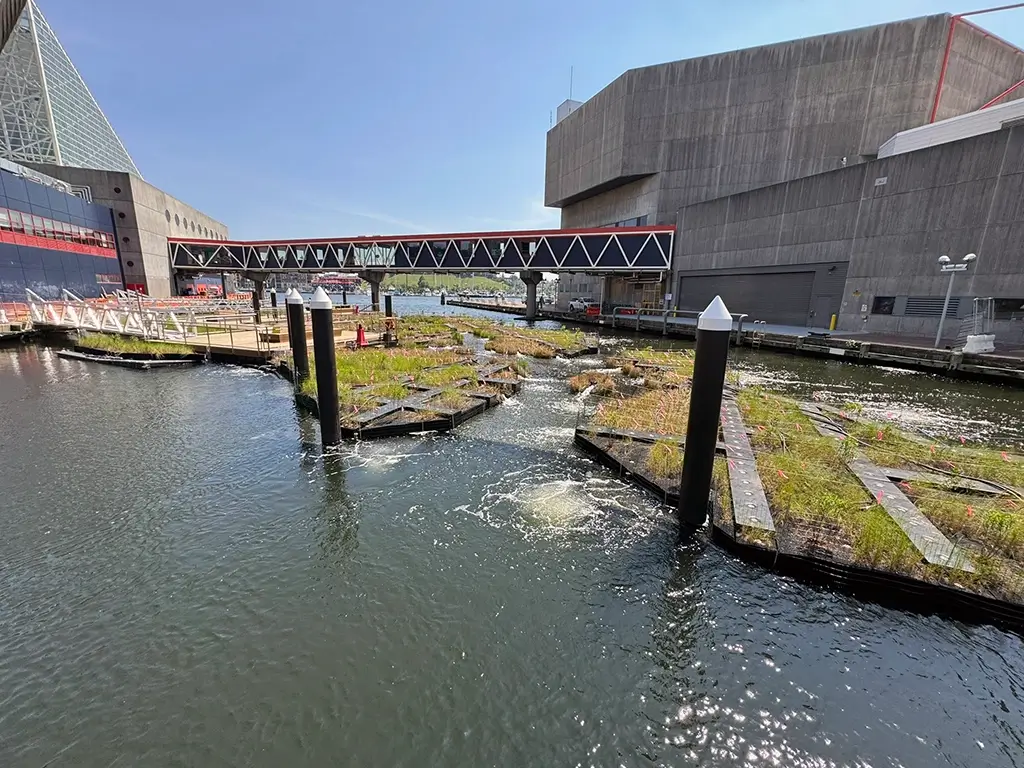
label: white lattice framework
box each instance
[0,1,139,175]
[25,289,257,343]
[169,227,676,274]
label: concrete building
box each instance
[24,165,228,297]
[546,12,1024,342]
[0,0,227,298]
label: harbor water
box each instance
[1,302,1023,767]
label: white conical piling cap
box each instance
[285,288,304,305]
[308,286,333,310]
[697,295,732,332]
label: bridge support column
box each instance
[244,271,269,323]
[361,270,386,312]
[520,270,542,320]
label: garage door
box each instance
[676,271,815,326]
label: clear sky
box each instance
[42,0,1024,239]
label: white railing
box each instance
[25,289,273,353]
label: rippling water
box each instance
[2,325,1024,767]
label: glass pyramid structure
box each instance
[0,0,140,176]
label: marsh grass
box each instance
[79,333,193,357]
[594,388,691,435]
[646,439,683,478]
[568,371,616,395]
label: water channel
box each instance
[1,297,1023,767]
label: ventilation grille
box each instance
[905,296,960,317]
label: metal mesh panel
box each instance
[29,1,140,175]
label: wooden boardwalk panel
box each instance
[847,457,975,571]
[800,404,974,572]
[721,401,775,532]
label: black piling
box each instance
[286,289,309,381]
[384,294,393,317]
[440,292,446,306]
[678,295,733,533]
[309,287,341,447]
[269,288,278,309]
[342,288,348,306]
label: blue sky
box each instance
[43,0,1024,239]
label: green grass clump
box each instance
[418,364,476,387]
[485,336,555,358]
[845,418,1024,489]
[738,389,918,566]
[568,371,615,395]
[78,333,193,357]
[455,319,590,357]
[646,439,683,478]
[594,387,691,435]
[370,382,410,400]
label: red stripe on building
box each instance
[0,229,118,258]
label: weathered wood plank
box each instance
[581,425,727,453]
[801,403,974,572]
[721,401,775,532]
[846,457,975,572]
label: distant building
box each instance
[0,0,227,298]
[546,13,1024,341]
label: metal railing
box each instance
[610,306,748,344]
[25,289,274,355]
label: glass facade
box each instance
[0,1,140,175]
[0,168,121,303]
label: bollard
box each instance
[384,294,393,317]
[309,287,341,447]
[286,288,309,380]
[342,287,347,306]
[678,295,733,533]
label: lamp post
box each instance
[934,253,977,348]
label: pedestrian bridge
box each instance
[168,226,674,274]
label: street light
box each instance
[934,253,977,348]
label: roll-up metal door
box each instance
[676,271,815,325]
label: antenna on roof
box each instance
[569,65,574,100]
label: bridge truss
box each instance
[168,226,674,273]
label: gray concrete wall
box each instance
[547,14,960,221]
[673,125,1024,342]
[549,13,1024,237]
[26,163,227,297]
[936,20,1024,120]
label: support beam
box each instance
[244,271,269,323]
[252,279,263,324]
[520,270,542,320]
[361,270,386,313]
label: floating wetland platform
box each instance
[573,347,1024,629]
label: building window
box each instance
[0,206,116,255]
[175,214,180,227]
[165,209,171,223]
[191,221,196,232]
[871,296,895,315]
